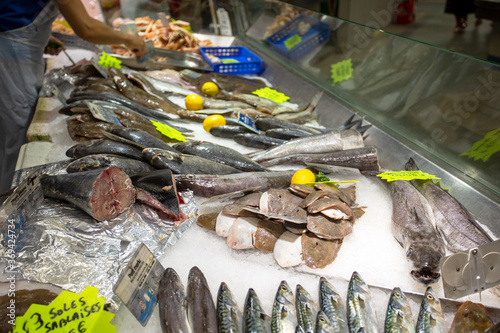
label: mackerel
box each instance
[217,282,242,333]
[271,281,297,333]
[296,284,318,333]
[415,287,446,333]
[385,287,414,333]
[319,277,348,333]
[346,272,378,333]
[244,288,271,333]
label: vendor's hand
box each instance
[45,36,66,55]
[125,34,146,59]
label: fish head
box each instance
[407,243,443,284]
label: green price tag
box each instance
[376,170,441,182]
[151,120,186,142]
[284,34,302,50]
[331,59,353,85]
[252,87,290,103]
[221,59,239,64]
[12,286,116,333]
[460,128,500,162]
[99,51,122,69]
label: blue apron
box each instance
[0,1,59,192]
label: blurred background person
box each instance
[445,0,479,33]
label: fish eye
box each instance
[427,294,434,300]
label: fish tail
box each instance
[405,158,419,171]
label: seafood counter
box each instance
[1,45,500,333]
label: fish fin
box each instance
[357,328,366,333]
[394,236,404,248]
[404,157,419,171]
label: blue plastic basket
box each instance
[199,47,263,75]
[266,14,330,61]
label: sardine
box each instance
[385,288,415,333]
[209,126,255,139]
[175,171,295,197]
[244,288,271,333]
[41,166,136,221]
[173,141,269,172]
[217,282,242,333]
[449,301,493,333]
[387,180,445,284]
[250,130,365,163]
[66,139,144,160]
[319,277,348,333]
[296,284,318,333]
[415,287,446,333]
[272,281,298,332]
[261,147,380,172]
[187,266,218,333]
[142,147,242,174]
[346,271,378,333]
[66,153,155,176]
[109,127,177,152]
[158,267,191,333]
[234,134,287,150]
[405,158,492,252]
[315,311,335,333]
[109,67,179,114]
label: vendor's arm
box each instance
[54,0,146,58]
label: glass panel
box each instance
[242,0,500,197]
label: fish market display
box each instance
[244,288,271,333]
[272,280,298,332]
[217,282,243,333]
[385,287,415,333]
[405,158,492,252]
[187,266,218,333]
[415,287,446,333]
[387,179,446,284]
[41,166,136,222]
[346,272,379,333]
[449,301,494,333]
[319,277,349,333]
[158,268,191,333]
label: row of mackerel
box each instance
[250,129,365,163]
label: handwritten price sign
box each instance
[376,170,441,182]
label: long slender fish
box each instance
[385,288,415,333]
[109,127,177,152]
[346,272,378,333]
[174,141,269,172]
[296,284,318,333]
[254,118,322,135]
[142,148,242,175]
[66,153,155,176]
[210,125,255,138]
[251,129,364,163]
[217,282,242,333]
[244,288,271,333]
[234,134,287,150]
[41,166,136,222]
[158,267,191,333]
[405,158,491,252]
[66,139,144,160]
[415,287,446,333]
[387,179,445,284]
[175,171,295,197]
[319,277,348,333]
[272,281,297,333]
[187,266,218,333]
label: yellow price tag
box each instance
[460,128,500,162]
[221,59,239,64]
[54,20,72,30]
[376,170,440,182]
[252,87,290,104]
[284,34,302,50]
[331,59,353,85]
[99,51,122,69]
[12,286,116,333]
[151,120,186,142]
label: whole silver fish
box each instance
[415,287,446,333]
[387,180,445,284]
[385,288,415,333]
[244,288,271,333]
[346,272,378,333]
[315,311,336,333]
[175,171,295,197]
[158,267,191,333]
[319,277,348,333]
[217,282,242,333]
[187,266,218,333]
[138,71,198,96]
[234,134,287,150]
[296,284,319,333]
[272,281,298,333]
[203,97,253,109]
[250,129,364,163]
[405,158,491,252]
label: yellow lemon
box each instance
[185,94,203,110]
[201,82,219,97]
[203,114,226,132]
[291,169,316,185]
